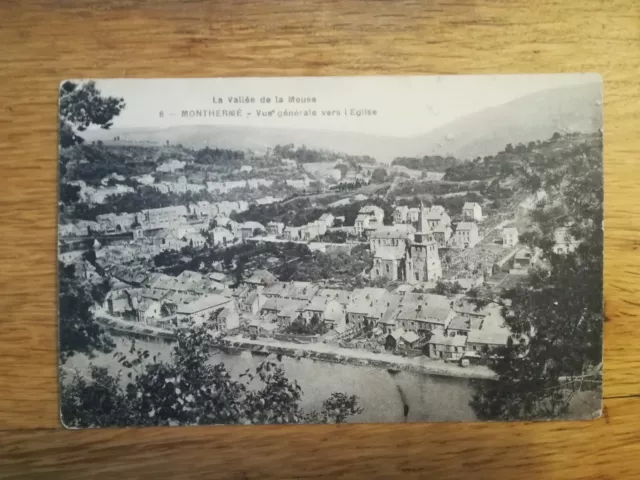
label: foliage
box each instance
[272,144,374,165]
[284,314,328,336]
[371,167,388,183]
[443,132,596,183]
[58,262,115,361]
[470,132,603,420]
[431,192,485,216]
[317,230,348,244]
[194,147,245,166]
[59,80,125,148]
[329,179,369,192]
[281,246,371,284]
[60,183,82,204]
[431,280,464,297]
[153,249,182,268]
[61,326,363,427]
[392,155,463,172]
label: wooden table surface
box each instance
[1,0,639,478]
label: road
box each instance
[226,334,497,380]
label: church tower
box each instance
[406,202,442,282]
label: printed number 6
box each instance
[159,111,164,118]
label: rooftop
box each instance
[467,328,510,346]
[456,222,477,232]
[428,330,468,347]
[369,225,416,240]
[177,294,231,315]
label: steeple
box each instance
[417,200,426,234]
[415,200,429,243]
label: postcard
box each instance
[58,74,603,428]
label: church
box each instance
[370,203,443,283]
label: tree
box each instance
[470,135,603,420]
[60,325,363,427]
[60,183,81,204]
[59,81,125,148]
[334,163,348,179]
[58,262,115,361]
[371,167,388,183]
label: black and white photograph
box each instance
[58,74,603,428]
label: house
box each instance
[407,207,421,224]
[283,226,302,241]
[394,293,454,336]
[132,173,155,185]
[393,205,409,224]
[553,227,580,254]
[96,212,137,232]
[360,205,385,224]
[466,327,510,353]
[385,328,421,351]
[453,298,488,319]
[209,272,229,287]
[502,227,519,247]
[377,294,403,334]
[189,201,212,218]
[156,159,185,172]
[266,222,285,237]
[248,319,279,337]
[369,225,415,255]
[184,231,206,249]
[106,289,134,316]
[240,221,265,239]
[426,206,451,230]
[318,213,335,228]
[262,281,319,302]
[152,229,187,251]
[354,214,370,236]
[275,299,308,326]
[454,222,480,248]
[260,297,283,317]
[301,295,344,325]
[207,306,240,333]
[432,224,453,248]
[244,269,277,288]
[176,294,231,326]
[512,247,534,271]
[445,315,484,336]
[132,297,163,324]
[426,329,467,360]
[138,206,188,228]
[317,288,351,307]
[209,226,235,247]
[462,202,483,222]
[301,222,323,241]
[345,288,390,329]
[236,290,263,316]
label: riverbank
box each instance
[96,314,496,380]
[224,335,497,380]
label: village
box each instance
[58,147,581,375]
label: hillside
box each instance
[401,82,602,160]
[83,125,397,162]
[84,81,602,163]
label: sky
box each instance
[84,74,601,138]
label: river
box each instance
[63,336,479,423]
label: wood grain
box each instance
[0,396,639,479]
[0,0,638,477]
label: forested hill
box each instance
[442,132,602,187]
